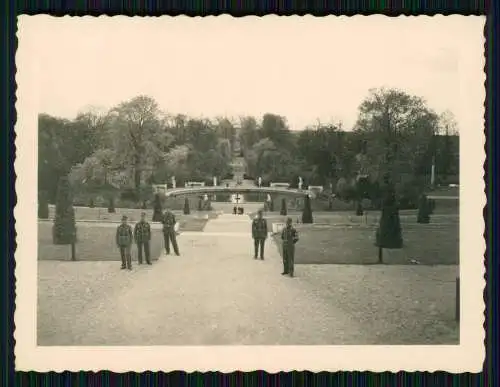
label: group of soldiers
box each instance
[233,206,245,215]
[115,210,180,270]
[116,208,299,277]
[251,209,299,277]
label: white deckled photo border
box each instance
[14,14,486,372]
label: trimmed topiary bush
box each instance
[301,194,313,224]
[152,193,163,222]
[184,197,190,215]
[280,198,287,216]
[417,193,431,224]
[52,177,76,245]
[375,182,403,263]
[108,197,115,213]
[38,191,49,219]
[355,201,364,216]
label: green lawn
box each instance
[46,205,219,223]
[38,215,210,261]
[272,223,459,265]
[249,211,459,228]
[247,194,459,214]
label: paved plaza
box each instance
[37,212,459,346]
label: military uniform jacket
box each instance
[252,218,268,239]
[116,224,133,246]
[162,211,176,231]
[134,221,151,243]
[281,226,299,245]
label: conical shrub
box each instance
[280,198,287,215]
[52,177,77,245]
[301,194,313,224]
[375,183,403,249]
[152,193,163,221]
[417,193,431,224]
[108,197,115,213]
[184,197,190,215]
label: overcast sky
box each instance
[20,15,484,133]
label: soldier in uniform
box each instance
[251,209,268,260]
[116,215,133,270]
[162,208,180,256]
[281,217,299,277]
[134,212,152,265]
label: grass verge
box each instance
[271,222,459,265]
[38,215,211,261]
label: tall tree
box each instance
[239,116,260,154]
[296,124,355,184]
[38,114,94,202]
[437,110,459,178]
[260,113,292,149]
[108,95,164,190]
[69,148,116,189]
[152,144,190,184]
[355,88,439,190]
[214,117,236,151]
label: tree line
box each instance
[39,96,236,204]
[238,87,459,206]
[39,88,459,208]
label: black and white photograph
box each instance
[15,15,485,372]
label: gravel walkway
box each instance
[38,214,458,345]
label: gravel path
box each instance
[38,214,458,345]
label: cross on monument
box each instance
[235,193,241,205]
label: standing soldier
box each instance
[281,217,299,277]
[252,209,268,260]
[116,215,133,270]
[162,208,180,256]
[134,212,152,265]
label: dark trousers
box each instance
[254,238,265,259]
[119,245,132,269]
[137,241,151,264]
[283,244,295,275]
[163,230,180,255]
